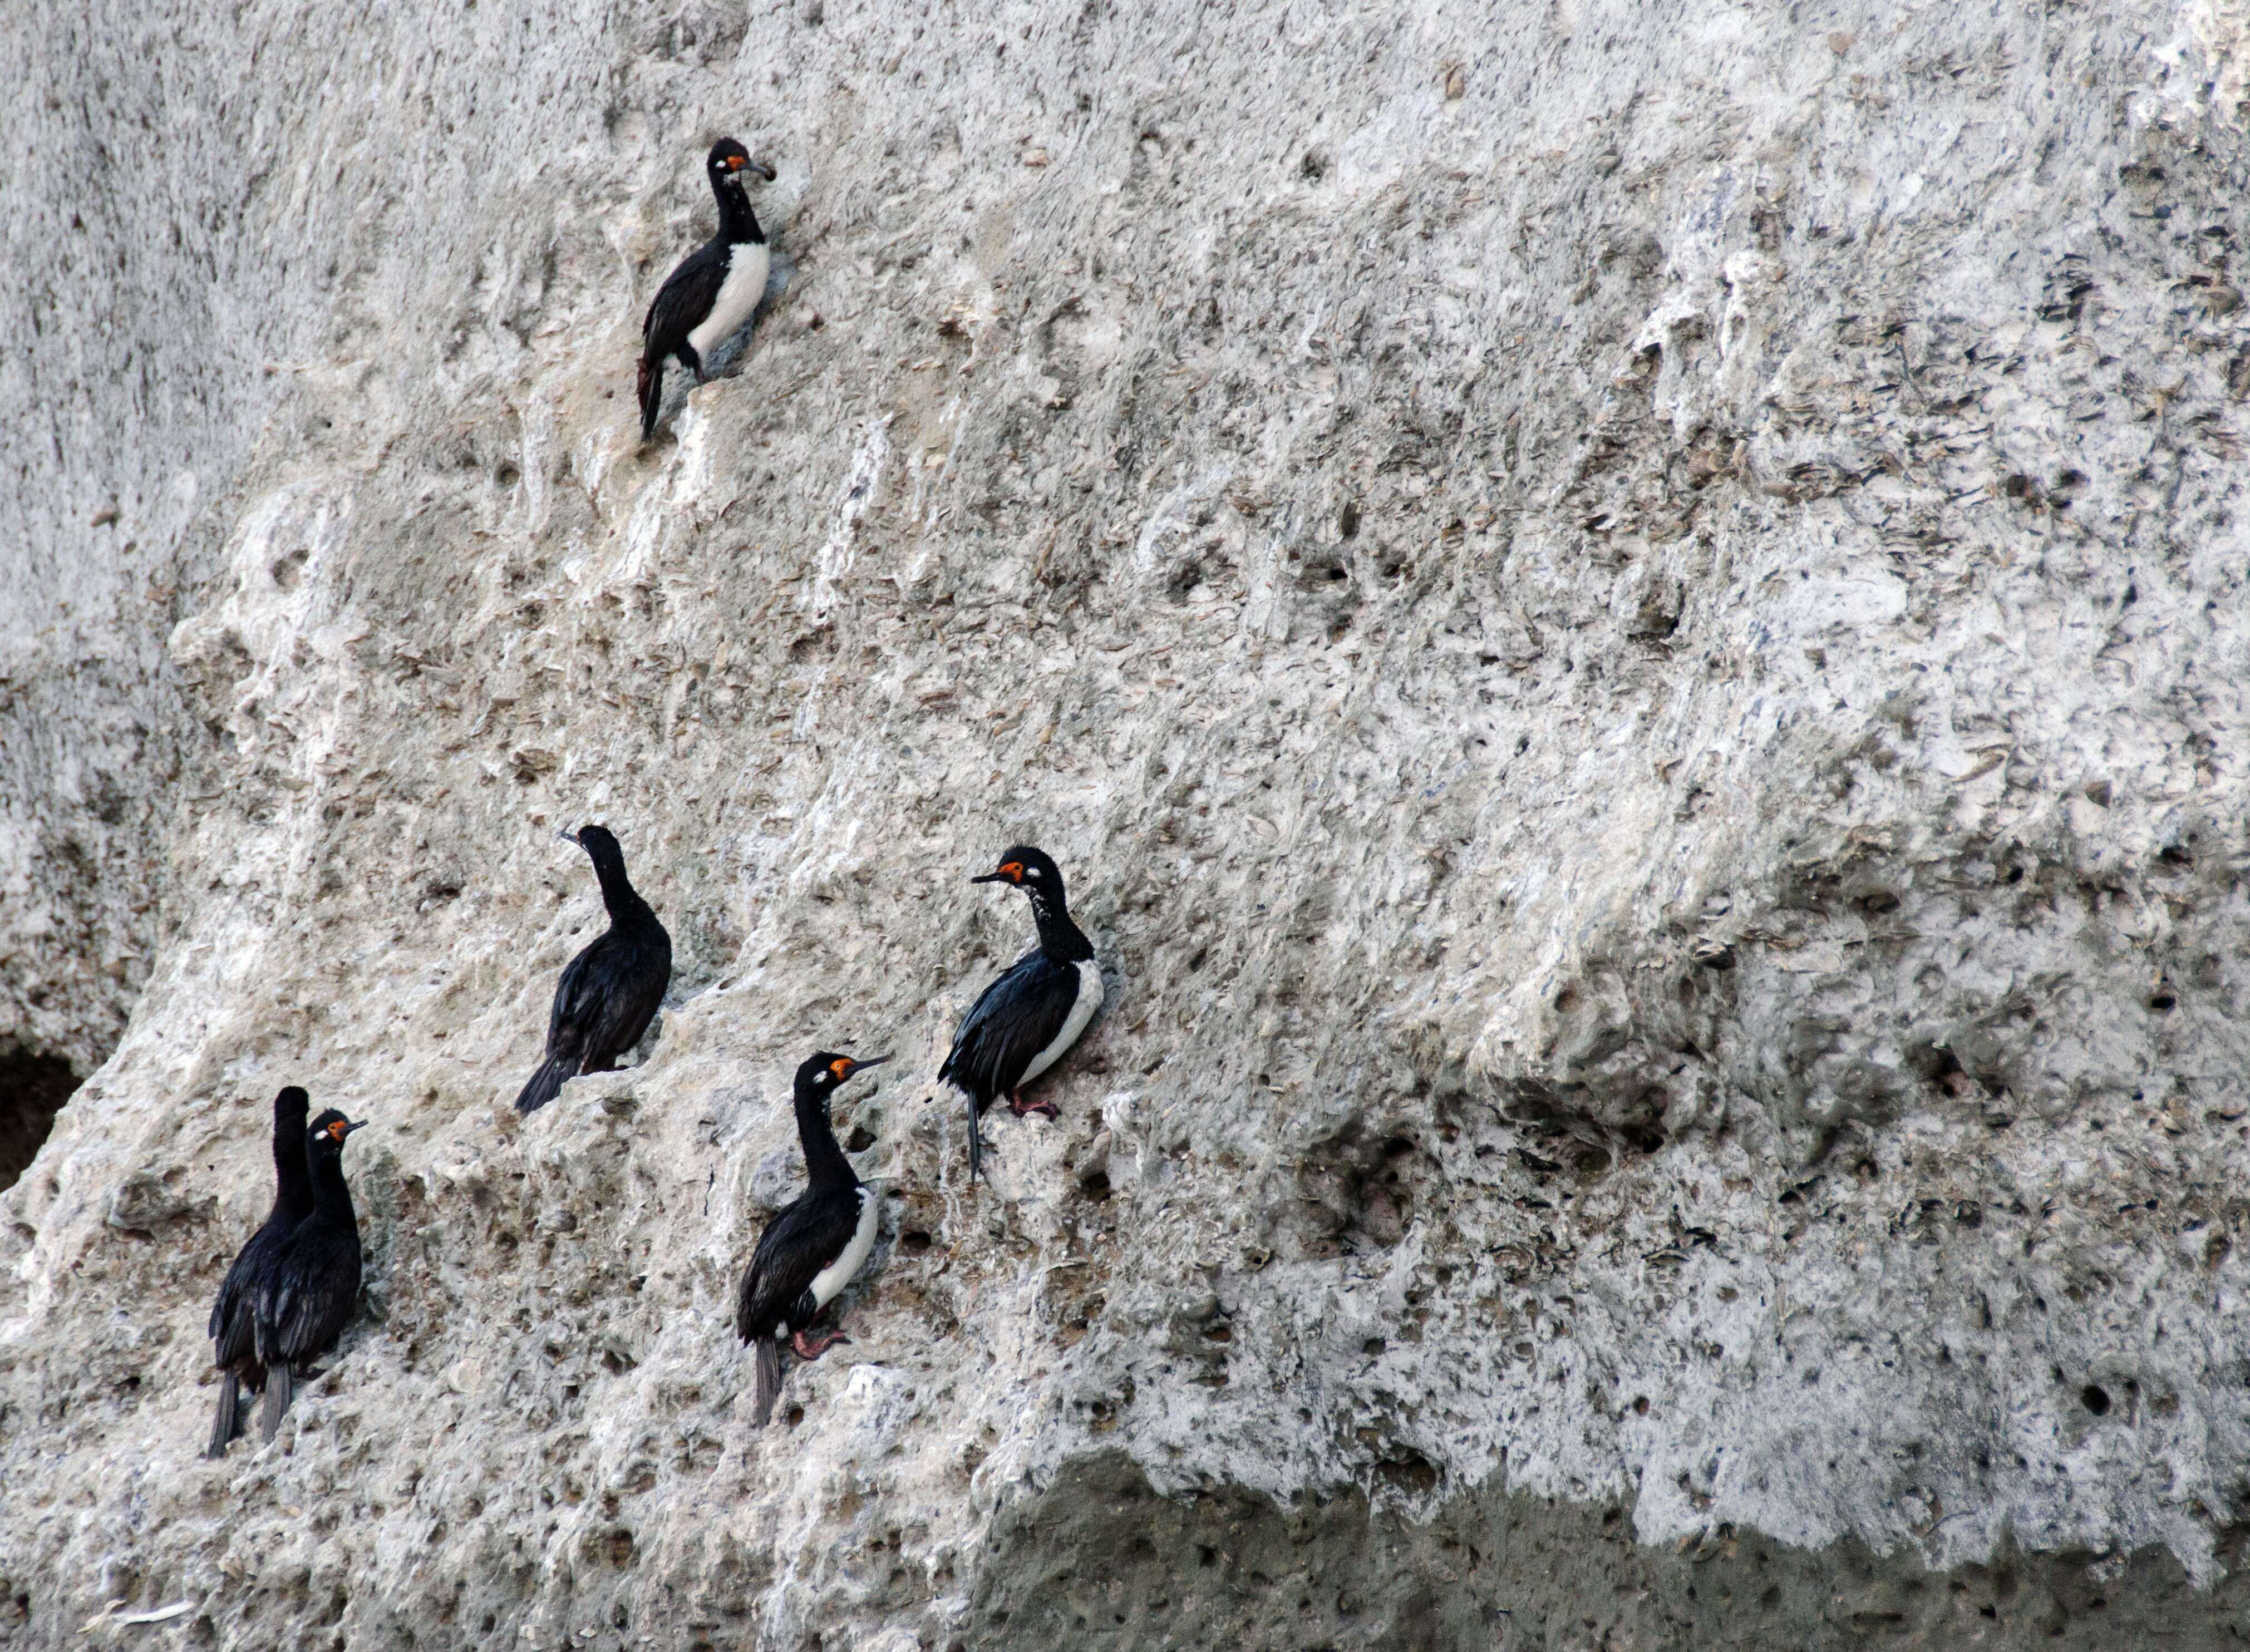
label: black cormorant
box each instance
[203,1085,312,1459]
[253,1108,367,1442]
[515,825,673,1115]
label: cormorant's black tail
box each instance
[259,1364,293,1443]
[754,1337,782,1428]
[637,358,662,440]
[515,1056,572,1116]
[205,1370,241,1460]
[965,1093,985,1183]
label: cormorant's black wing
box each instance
[735,1186,862,1342]
[210,1211,298,1367]
[255,1225,362,1367]
[642,240,728,362]
[939,950,1081,1103]
[548,923,671,1072]
[544,935,604,1068]
[210,1246,254,1354]
[211,1266,260,1371]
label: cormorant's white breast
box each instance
[686,240,772,362]
[1020,958,1103,1086]
[809,1185,878,1315]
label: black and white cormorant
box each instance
[515,825,673,1115]
[939,847,1104,1181]
[734,1051,890,1426]
[253,1108,367,1443]
[637,137,779,441]
[203,1085,313,1459]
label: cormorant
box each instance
[734,1052,889,1426]
[637,137,778,441]
[939,847,1104,1181]
[203,1085,312,1459]
[253,1108,367,1443]
[515,825,673,1115]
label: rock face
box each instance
[10,0,2250,1645]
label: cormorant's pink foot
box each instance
[1007,1092,1060,1119]
[792,1329,850,1360]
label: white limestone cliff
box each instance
[9,1,2250,1644]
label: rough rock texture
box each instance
[11,0,2250,1646]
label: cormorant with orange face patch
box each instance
[253,1108,367,1442]
[939,847,1104,1181]
[637,137,778,440]
[204,1085,313,1458]
[735,1052,889,1426]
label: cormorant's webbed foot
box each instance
[792,1329,850,1360]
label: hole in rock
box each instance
[1373,1448,1439,1495]
[2081,1384,2111,1416]
[0,1048,80,1194]
[899,1230,933,1255]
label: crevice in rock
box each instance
[0,1046,79,1194]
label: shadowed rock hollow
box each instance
[9,0,2250,1646]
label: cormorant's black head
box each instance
[707,138,777,186]
[562,823,623,862]
[793,1051,890,1107]
[971,846,1065,897]
[273,1086,311,1129]
[304,1108,367,1158]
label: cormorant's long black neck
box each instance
[713,177,765,246]
[793,1087,856,1192]
[587,848,656,926]
[268,1116,314,1223]
[1026,890,1095,964]
[306,1150,357,1229]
